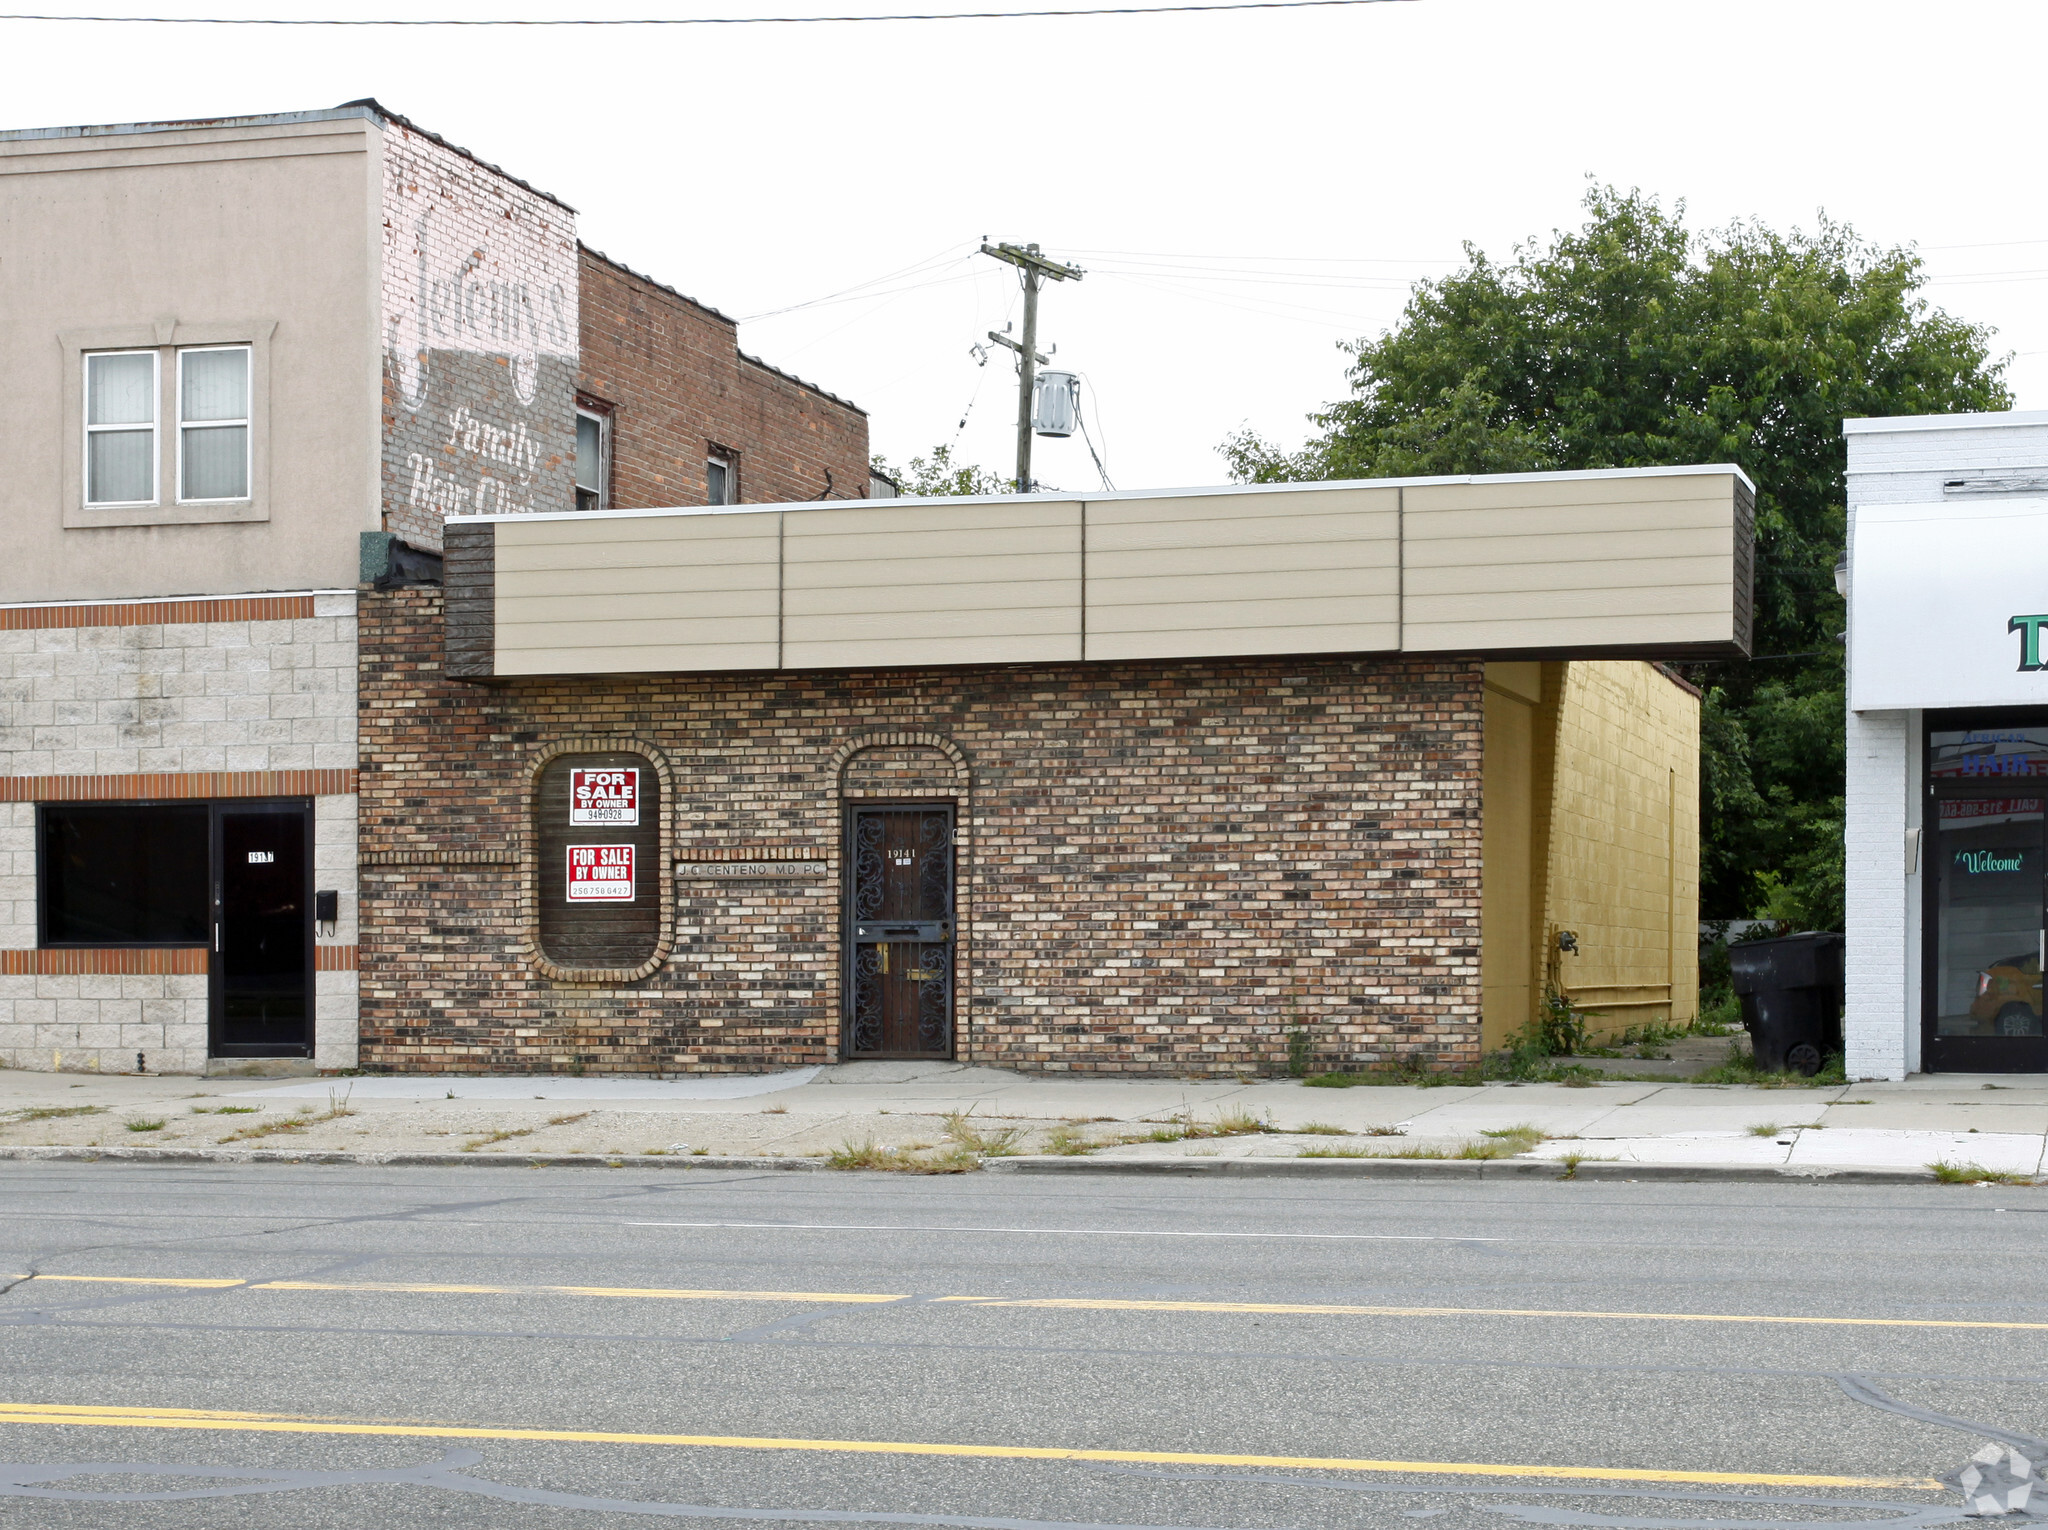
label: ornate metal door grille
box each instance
[844,805,955,1058]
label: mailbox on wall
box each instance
[535,752,661,971]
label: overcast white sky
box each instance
[8,0,2047,492]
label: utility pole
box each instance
[980,241,1082,492]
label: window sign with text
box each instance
[567,844,635,902]
[569,768,639,826]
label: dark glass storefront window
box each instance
[40,803,209,945]
[1929,725,2048,781]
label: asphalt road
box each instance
[0,1164,2042,1528]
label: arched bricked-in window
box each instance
[533,749,664,975]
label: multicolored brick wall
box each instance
[357,587,1484,1077]
[577,249,870,511]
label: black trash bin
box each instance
[1728,931,1845,1076]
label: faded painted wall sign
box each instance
[567,844,635,901]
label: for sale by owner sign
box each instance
[567,844,635,901]
[570,768,639,826]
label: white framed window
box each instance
[707,449,737,507]
[575,407,610,512]
[177,346,251,502]
[62,320,273,531]
[84,350,159,507]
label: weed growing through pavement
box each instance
[190,1105,261,1115]
[1931,1161,2029,1185]
[1747,1123,1782,1137]
[761,1104,789,1115]
[1298,1145,1373,1159]
[942,1110,1021,1157]
[1042,1124,1098,1156]
[6,1105,106,1123]
[217,1091,354,1144]
[1478,1124,1545,1154]
[1693,1046,1847,1088]
[545,1112,591,1128]
[826,1138,981,1174]
[462,1127,534,1153]
[1295,1122,1349,1135]
[123,1117,166,1133]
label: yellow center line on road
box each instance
[15,1272,2048,1332]
[0,1402,1943,1491]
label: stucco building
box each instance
[0,102,869,1074]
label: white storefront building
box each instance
[1846,409,2048,1077]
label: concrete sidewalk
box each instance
[3,1060,2047,1179]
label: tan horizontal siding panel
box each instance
[496,566,777,601]
[1404,472,1736,514]
[1090,593,1405,635]
[494,513,781,551]
[1404,610,1732,652]
[784,551,1078,589]
[786,526,1081,566]
[785,633,1082,668]
[793,579,1082,618]
[1405,494,1732,540]
[1086,486,1398,526]
[499,612,779,648]
[784,606,1079,644]
[1403,526,1732,570]
[786,501,1083,539]
[1089,565,1400,607]
[495,638,780,675]
[496,588,779,624]
[1086,508,1397,555]
[496,541,776,577]
[1086,622,1400,662]
[1406,584,1730,625]
[1088,538,1397,581]
[1404,554,1733,598]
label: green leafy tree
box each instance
[870,444,1010,497]
[1224,185,2010,924]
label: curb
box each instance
[983,1155,1957,1185]
[0,1145,1979,1184]
[0,1146,825,1171]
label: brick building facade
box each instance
[577,250,871,511]
[358,586,1483,1076]
[0,102,868,1075]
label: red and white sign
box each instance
[567,843,635,901]
[570,769,639,826]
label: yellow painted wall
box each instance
[1481,664,1540,1050]
[1482,659,1701,1049]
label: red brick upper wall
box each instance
[576,248,870,510]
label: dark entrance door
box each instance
[844,806,954,1059]
[212,802,313,1057]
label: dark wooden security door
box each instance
[845,806,954,1058]
[211,802,312,1057]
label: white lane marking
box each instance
[625,1221,1504,1241]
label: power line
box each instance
[0,0,1418,24]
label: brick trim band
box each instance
[315,946,359,972]
[361,850,518,866]
[0,770,358,803]
[0,596,318,632]
[1,948,208,975]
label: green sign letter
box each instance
[2012,614,2048,672]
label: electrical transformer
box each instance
[1031,370,1080,438]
